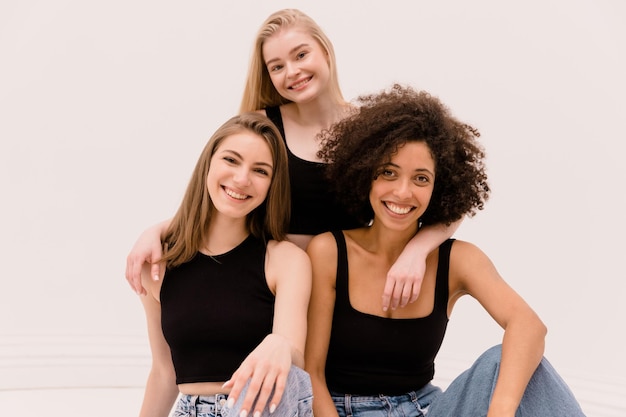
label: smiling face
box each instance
[206,131,274,221]
[369,141,435,233]
[262,26,331,104]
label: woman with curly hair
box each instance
[305,85,585,416]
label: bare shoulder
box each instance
[449,239,494,267]
[307,232,339,288]
[265,240,311,293]
[306,231,337,260]
[450,239,484,257]
[449,239,500,290]
[266,240,311,277]
[267,239,309,263]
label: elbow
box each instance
[530,315,548,351]
[304,358,326,384]
[507,311,547,349]
[540,320,548,338]
[146,366,177,392]
[150,360,177,385]
[307,366,327,394]
[534,312,548,339]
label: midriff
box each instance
[178,381,231,396]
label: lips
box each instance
[288,76,312,90]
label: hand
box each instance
[125,226,164,295]
[382,249,426,311]
[223,334,293,417]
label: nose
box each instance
[393,178,412,200]
[233,167,251,186]
[286,61,301,78]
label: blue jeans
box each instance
[172,365,313,417]
[332,345,586,417]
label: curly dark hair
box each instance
[318,84,490,226]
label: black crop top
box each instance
[160,235,275,384]
[325,231,452,395]
[265,106,361,235]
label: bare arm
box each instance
[224,240,312,416]
[383,219,462,311]
[125,218,171,295]
[304,233,341,417]
[450,240,547,417]
[138,264,179,417]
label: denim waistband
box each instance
[330,389,420,402]
[329,382,441,402]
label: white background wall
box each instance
[1,1,625,416]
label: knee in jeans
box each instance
[475,345,502,369]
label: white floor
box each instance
[2,376,625,417]
[0,388,144,416]
[0,335,624,417]
[0,334,148,416]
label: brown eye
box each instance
[415,175,431,185]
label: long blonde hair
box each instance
[239,9,345,113]
[162,113,290,268]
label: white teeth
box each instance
[225,187,248,200]
[386,202,412,215]
[291,77,310,89]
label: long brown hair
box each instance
[239,8,345,113]
[162,113,290,268]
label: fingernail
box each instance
[254,411,261,417]
[269,404,277,414]
[153,274,159,281]
[227,398,235,408]
[239,410,248,417]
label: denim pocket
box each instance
[295,395,314,417]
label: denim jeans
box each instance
[331,345,586,417]
[172,365,313,417]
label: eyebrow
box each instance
[221,149,274,170]
[265,43,310,66]
[415,168,435,177]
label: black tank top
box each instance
[325,231,452,395]
[160,235,275,384]
[265,106,361,235]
